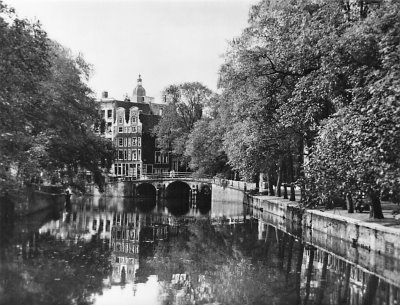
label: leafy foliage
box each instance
[0,2,114,192]
[153,82,212,167]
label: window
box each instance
[118,127,123,133]
[155,152,161,164]
[128,150,131,160]
[162,153,169,164]
[155,152,168,164]
[118,150,123,160]
[128,138,131,146]
[101,110,105,118]
[132,116,136,123]
[132,137,137,146]
[132,149,137,160]
[124,138,128,147]
[107,109,112,118]
[107,123,112,133]
[124,150,128,160]
[138,137,141,147]
[119,138,123,147]
[119,116,123,124]
[138,149,141,160]
[132,126,137,133]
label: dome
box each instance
[133,74,146,97]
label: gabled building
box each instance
[96,75,170,179]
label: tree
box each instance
[308,1,400,218]
[153,82,212,168]
[218,0,321,184]
[0,1,51,187]
[0,2,114,192]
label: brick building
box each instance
[96,75,170,178]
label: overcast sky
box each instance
[6,0,257,102]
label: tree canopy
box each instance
[153,82,212,169]
[0,1,114,192]
[178,0,400,217]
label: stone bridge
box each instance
[99,172,213,198]
[134,176,212,199]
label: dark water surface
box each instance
[0,194,399,305]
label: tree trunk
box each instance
[288,154,296,201]
[346,193,354,213]
[283,184,288,199]
[290,184,296,201]
[276,158,283,197]
[268,171,275,196]
[367,189,384,219]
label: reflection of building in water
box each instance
[39,201,115,242]
[109,212,173,286]
[301,247,400,305]
[110,214,140,286]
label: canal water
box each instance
[0,192,399,305]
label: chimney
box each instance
[102,91,108,98]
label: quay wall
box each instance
[245,194,400,256]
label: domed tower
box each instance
[133,74,146,103]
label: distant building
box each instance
[96,75,170,178]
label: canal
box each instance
[0,190,399,305]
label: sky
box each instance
[5,0,257,102]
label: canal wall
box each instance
[303,210,400,257]
[211,184,246,203]
[245,194,400,257]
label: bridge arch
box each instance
[165,180,191,199]
[136,183,157,197]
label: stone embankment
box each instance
[245,193,400,257]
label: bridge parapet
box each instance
[212,178,257,191]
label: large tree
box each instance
[184,95,231,177]
[309,2,400,217]
[153,82,212,168]
[0,2,114,192]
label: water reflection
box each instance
[0,193,399,305]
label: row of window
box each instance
[116,126,141,133]
[101,109,113,119]
[114,163,141,176]
[116,137,142,147]
[155,151,169,164]
[117,149,142,161]
[117,115,137,125]
[101,109,139,123]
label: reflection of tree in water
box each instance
[146,219,302,305]
[0,233,111,305]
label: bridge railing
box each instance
[140,172,194,180]
[212,177,257,191]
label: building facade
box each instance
[96,75,170,179]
